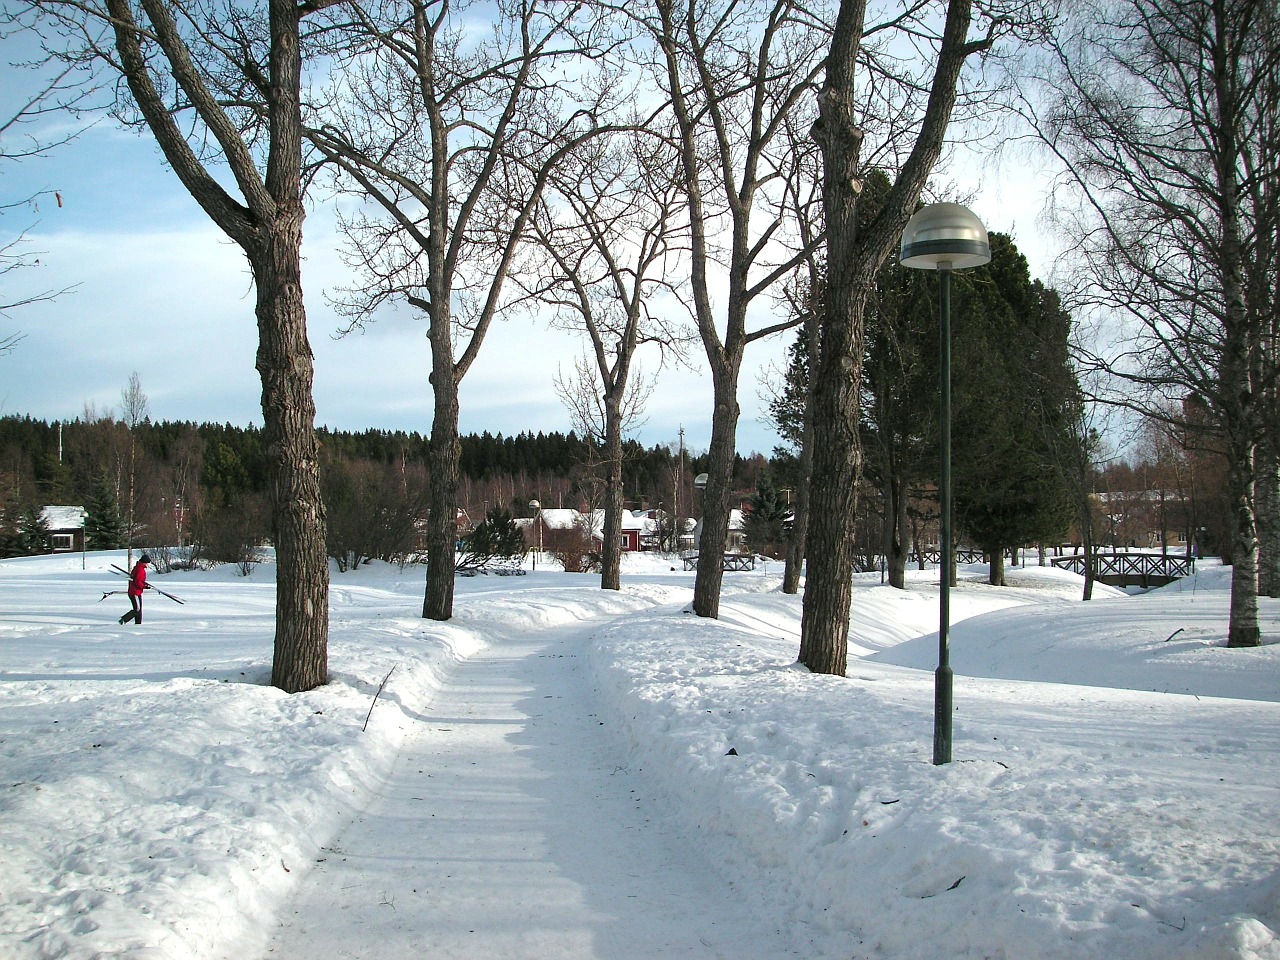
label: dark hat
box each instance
[138,554,151,564]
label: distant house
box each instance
[41,505,88,553]
[522,507,650,553]
[692,508,747,554]
[635,509,697,552]
[607,510,645,553]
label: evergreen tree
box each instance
[951,234,1077,584]
[768,331,811,456]
[743,473,790,557]
[458,507,525,571]
[861,250,938,588]
[84,476,126,550]
[17,506,52,556]
[0,499,22,558]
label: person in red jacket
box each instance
[119,554,151,625]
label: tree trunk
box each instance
[599,395,624,591]
[1082,520,1095,601]
[801,0,974,676]
[1214,9,1262,646]
[692,357,742,618]
[888,473,908,589]
[1257,434,1280,597]
[799,277,868,674]
[781,451,811,593]
[423,345,460,621]
[988,547,1004,586]
[799,0,873,677]
[254,184,328,694]
[1226,431,1261,646]
[257,257,330,691]
[258,0,328,694]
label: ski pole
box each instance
[110,563,186,604]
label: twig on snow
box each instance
[362,665,397,732]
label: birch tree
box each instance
[1028,0,1280,645]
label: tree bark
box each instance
[988,547,1005,587]
[1225,431,1261,646]
[801,0,977,675]
[888,473,908,589]
[261,0,328,692]
[692,354,742,618]
[256,236,329,692]
[423,337,460,621]
[800,280,870,673]
[600,393,625,591]
[1217,44,1262,646]
[1258,436,1280,597]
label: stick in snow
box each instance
[362,665,397,732]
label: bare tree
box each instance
[0,58,95,325]
[613,0,827,618]
[1027,0,1280,645]
[119,371,148,562]
[527,128,692,590]
[553,354,655,579]
[11,0,338,690]
[307,0,627,620]
[801,0,1026,675]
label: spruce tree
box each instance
[458,508,525,570]
[744,473,790,557]
[18,506,52,556]
[951,234,1076,584]
[84,477,126,551]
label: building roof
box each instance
[41,505,87,530]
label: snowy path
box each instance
[261,610,800,960]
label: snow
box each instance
[38,506,87,531]
[1,551,1277,959]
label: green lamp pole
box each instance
[529,499,541,570]
[900,202,990,765]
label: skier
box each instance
[118,554,151,625]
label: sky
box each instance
[1,550,1276,958]
[1,68,1066,459]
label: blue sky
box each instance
[2,88,1061,458]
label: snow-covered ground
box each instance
[1,550,1276,959]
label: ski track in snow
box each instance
[261,599,800,960]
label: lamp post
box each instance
[528,499,542,570]
[693,473,708,556]
[899,202,990,766]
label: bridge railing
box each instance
[909,548,985,566]
[1048,552,1193,587]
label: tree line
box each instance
[0,413,771,555]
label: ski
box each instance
[110,563,186,604]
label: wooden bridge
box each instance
[682,552,756,572]
[910,548,986,566]
[1048,552,1194,588]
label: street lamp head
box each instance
[694,473,709,491]
[529,499,540,510]
[899,202,991,271]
